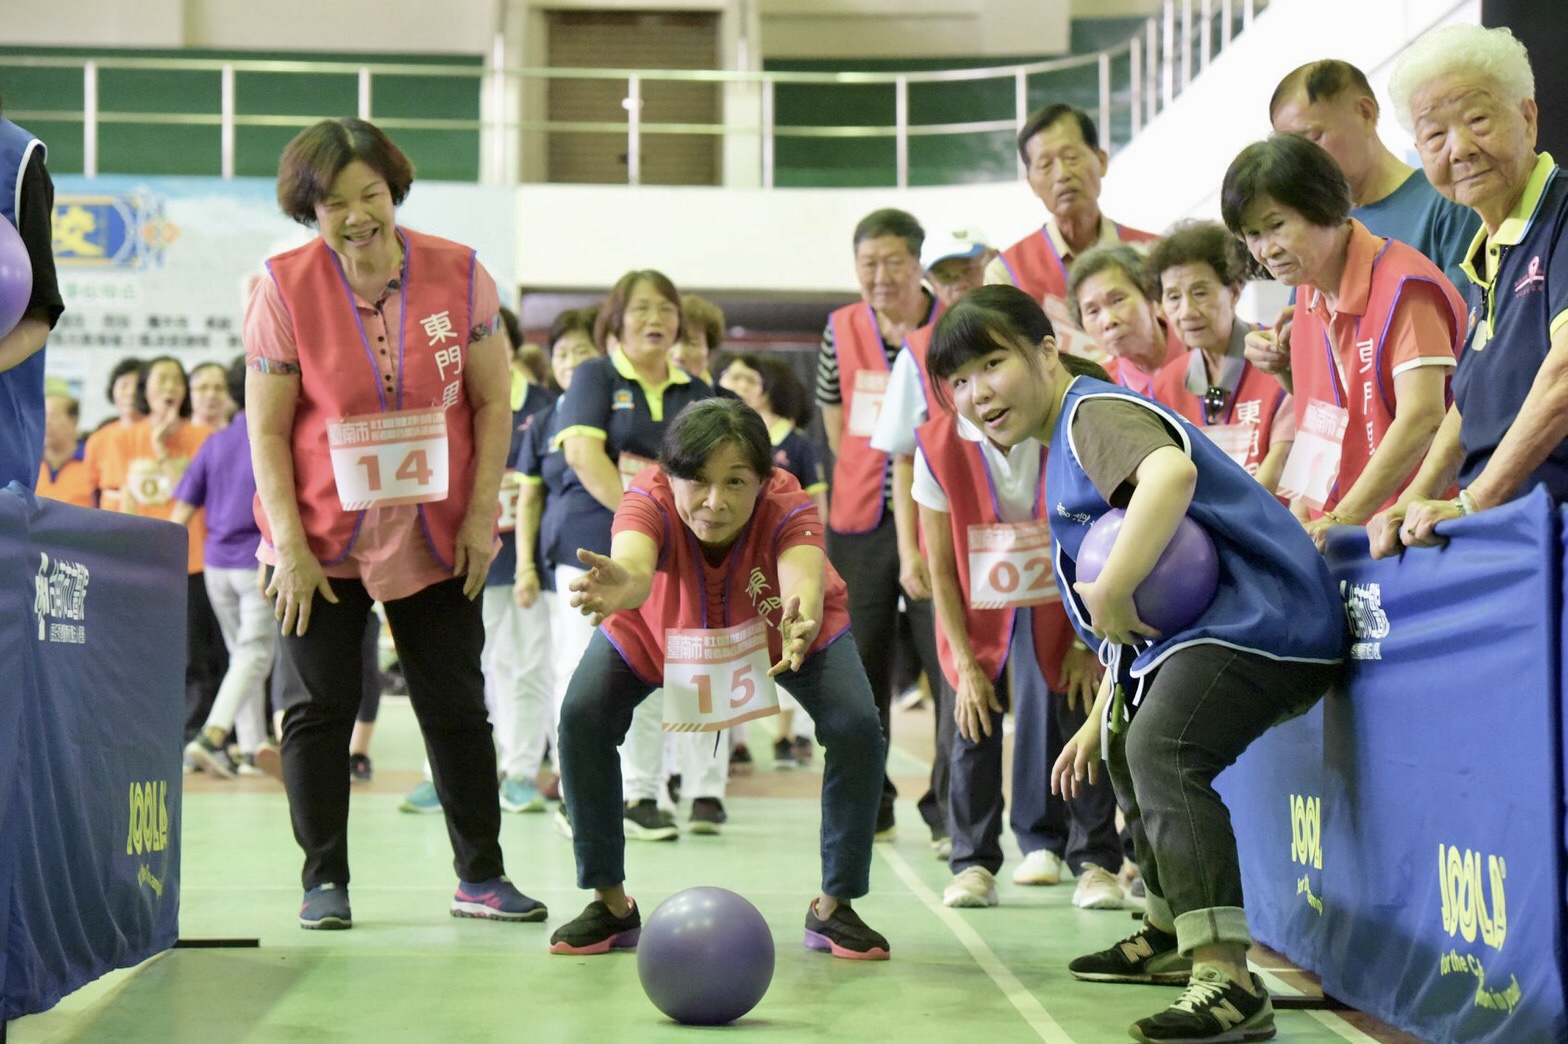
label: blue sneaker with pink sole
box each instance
[450,876,548,922]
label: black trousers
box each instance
[827,515,951,833]
[184,572,228,741]
[274,574,503,890]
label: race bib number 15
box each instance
[662,618,780,732]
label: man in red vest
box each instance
[987,105,1158,361]
[815,208,943,841]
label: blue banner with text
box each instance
[0,485,186,1020]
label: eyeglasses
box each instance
[1202,386,1229,424]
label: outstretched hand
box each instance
[569,548,639,626]
[769,596,819,676]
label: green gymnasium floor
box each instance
[9,700,1418,1043]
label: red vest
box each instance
[260,228,479,566]
[1290,236,1465,513]
[1153,343,1290,478]
[828,303,892,533]
[997,221,1159,304]
[605,468,853,684]
[915,412,1076,692]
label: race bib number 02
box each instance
[328,407,450,511]
[846,370,890,438]
[967,520,1059,609]
[662,618,781,732]
[1276,398,1348,510]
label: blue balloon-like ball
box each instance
[1076,509,1219,634]
[637,886,775,1026]
[0,218,33,340]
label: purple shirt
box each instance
[172,412,262,570]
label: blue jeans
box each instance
[559,629,885,897]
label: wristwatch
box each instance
[1455,488,1479,516]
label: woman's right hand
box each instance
[266,544,339,637]
[513,566,540,608]
[569,548,638,625]
[953,662,1003,744]
[1051,717,1103,799]
[1244,328,1290,376]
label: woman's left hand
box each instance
[1303,514,1338,553]
[1399,497,1461,548]
[1051,718,1102,799]
[451,510,495,600]
[1072,578,1159,647]
[769,596,819,676]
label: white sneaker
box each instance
[942,866,998,908]
[1072,864,1126,909]
[1012,848,1066,886]
[931,837,953,860]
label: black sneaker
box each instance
[349,753,373,784]
[1130,966,1275,1042]
[624,799,679,841]
[185,733,237,780]
[772,737,798,769]
[689,797,727,835]
[548,898,642,955]
[1068,921,1191,984]
[729,744,754,777]
[792,735,814,763]
[666,773,682,806]
[299,883,352,930]
[804,900,890,961]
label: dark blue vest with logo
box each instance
[0,117,47,491]
[1045,377,1344,707]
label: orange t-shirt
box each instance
[37,457,95,508]
[87,420,212,573]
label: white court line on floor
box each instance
[876,844,1076,1044]
[1253,966,1382,1043]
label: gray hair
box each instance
[1389,24,1535,133]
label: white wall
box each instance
[758,0,1069,58]
[1097,0,1482,230]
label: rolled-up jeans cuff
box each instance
[1174,906,1252,955]
[1145,890,1175,932]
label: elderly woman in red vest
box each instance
[245,117,544,931]
[1229,134,1465,550]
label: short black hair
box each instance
[661,398,774,483]
[1017,104,1099,166]
[927,284,1109,417]
[136,355,193,418]
[853,208,924,261]
[756,355,810,429]
[1220,134,1351,237]
[225,354,247,407]
[106,356,145,406]
[1147,220,1255,293]
[1269,59,1377,120]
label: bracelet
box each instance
[1321,510,1353,526]
[1456,488,1479,516]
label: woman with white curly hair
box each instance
[1371,24,1568,555]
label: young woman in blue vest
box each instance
[926,284,1345,1044]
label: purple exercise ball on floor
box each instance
[637,886,775,1025]
[1076,508,1219,635]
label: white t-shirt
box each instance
[912,413,1042,524]
[869,349,927,457]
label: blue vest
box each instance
[0,117,47,491]
[1045,378,1344,706]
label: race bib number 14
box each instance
[328,407,450,511]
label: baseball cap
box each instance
[921,227,992,271]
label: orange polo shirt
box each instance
[37,457,95,508]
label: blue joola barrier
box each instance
[0,483,186,1021]
[1219,486,1568,1043]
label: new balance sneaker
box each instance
[688,797,727,835]
[1130,966,1275,1042]
[549,898,641,955]
[299,883,352,930]
[1012,848,1066,885]
[1072,864,1126,910]
[624,799,678,841]
[1068,921,1191,984]
[772,736,798,769]
[185,733,237,780]
[500,776,546,813]
[942,866,999,908]
[399,779,442,814]
[451,876,548,922]
[349,753,373,784]
[804,900,890,960]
